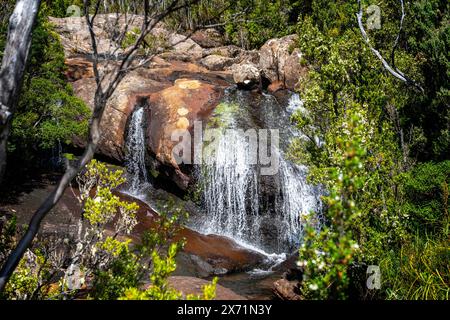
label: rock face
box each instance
[70,59,169,162]
[200,54,235,71]
[191,29,225,48]
[67,55,230,189]
[65,58,94,81]
[168,276,245,300]
[231,62,261,89]
[259,35,307,90]
[146,79,224,190]
[273,279,302,300]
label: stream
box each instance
[121,88,323,298]
[0,89,322,300]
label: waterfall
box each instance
[193,89,322,254]
[201,129,260,244]
[125,107,149,196]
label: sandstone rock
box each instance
[168,276,246,300]
[273,279,302,300]
[164,31,204,60]
[176,229,265,273]
[203,45,243,59]
[284,48,307,90]
[146,79,224,190]
[191,29,224,48]
[268,81,285,93]
[70,59,169,161]
[259,35,307,90]
[50,15,203,60]
[65,58,94,81]
[200,54,235,71]
[231,62,260,89]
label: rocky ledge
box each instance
[51,16,308,193]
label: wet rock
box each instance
[200,54,235,71]
[146,79,224,191]
[128,191,265,274]
[70,58,169,162]
[175,253,228,278]
[231,62,261,89]
[168,276,246,300]
[176,228,265,273]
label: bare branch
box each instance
[356,0,424,92]
[0,0,204,292]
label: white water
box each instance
[124,107,149,197]
[195,91,322,255]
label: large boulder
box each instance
[153,28,204,60]
[145,79,224,190]
[68,55,231,174]
[259,35,307,90]
[70,58,169,162]
[231,62,261,89]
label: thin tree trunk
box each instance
[0,0,42,184]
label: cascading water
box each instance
[125,107,149,197]
[192,89,322,256]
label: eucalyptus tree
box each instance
[0,0,42,184]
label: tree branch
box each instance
[0,0,204,293]
[356,0,424,92]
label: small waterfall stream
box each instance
[123,91,322,261]
[192,89,322,255]
[124,107,149,197]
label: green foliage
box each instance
[223,0,294,48]
[292,0,449,300]
[0,4,90,159]
[0,160,217,300]
[381,234,450,300]
[0,218,57,300]
[400,161,450,234]
[299,110,365,300]
[89,238,141,300]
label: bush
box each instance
[401,161,450,234]
[381,234,450,300]
[0,4,90,161]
